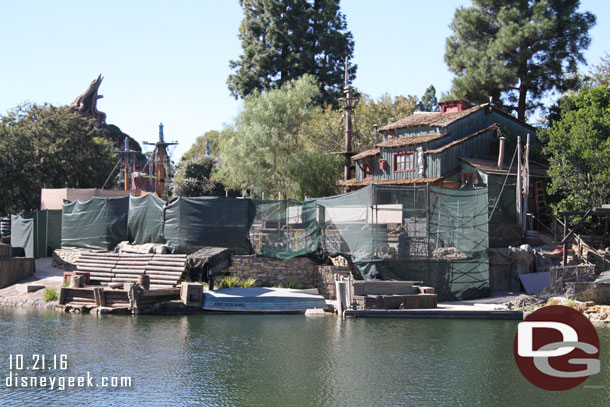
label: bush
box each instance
[43,287,59,302]
[215,276,257,289]
[277,278,304,289]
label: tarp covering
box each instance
[164,197,255,254]
[10,215,34,258]
[10,210,62,258]
[250,199,321,260]
[128,194,165,244]
[186,247,231,281]
[61,197,129,250]
[316,185,490,301]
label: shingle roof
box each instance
[376,133,448,148]
[379,104,487,131]
[424,124,499,155]
[350,148,380,161]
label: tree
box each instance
[417,85,439,112]
[302,93,417,153]
[227,0,355,105]
[171,155,226,197]
[216,75,332,199]
[0,103,116,213]
[181,130,221,162]
[587,53,610,88]
[445,0,595,120]
[541,86,610,215]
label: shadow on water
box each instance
[0,307,609,407]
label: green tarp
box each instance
[10,215,34,257]
[316,185,490,301]
[250,199,321,260]
[128,194,165,244]
[164,196,255,254]
[11,210,62,258]
[61,197,129,250]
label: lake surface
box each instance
[0,307,608,406]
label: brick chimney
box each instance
[439,100,470,113]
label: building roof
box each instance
[338,177,444,188]
[424,124,499,155]
[379,104,487,131]
[376,133,448,148]
[351,148,380,161]
[459,157,549,178]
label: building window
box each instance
[362,162,373,180]
[386,130,395,141]
[393,152,415,172]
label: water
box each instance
[0,307,608,407]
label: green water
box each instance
[0,307,608,407]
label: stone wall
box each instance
[566,282,610,304]
[317,265,351,299]
[226,256,319,288]
[225,256,353,299]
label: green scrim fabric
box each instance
[250,199,321,260]
[164,196,255,254]
[10,215,34,257]
[61,197,129,250]
[10,210,62,258]
[316,184,489,301]
[128,194,165,244]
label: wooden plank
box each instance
[148,259,186,267]
[145,265,185,272]
[141,288,181,297]
[76,266,115,272]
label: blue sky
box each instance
[1,0,608,160]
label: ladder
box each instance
[534,181,547,214]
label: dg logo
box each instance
[513,305,601,391]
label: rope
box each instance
[101,159,121,189]
[488,146,518,222]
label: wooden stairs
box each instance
[75,252,188,289]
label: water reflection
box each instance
[0,307,608,407]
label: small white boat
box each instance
[203,287,328,313]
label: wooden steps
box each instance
[76,252,187,289]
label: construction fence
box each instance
[10,185,489,300]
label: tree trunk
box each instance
[518,79,527,121]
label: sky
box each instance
[1,0,609,161]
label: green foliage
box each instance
[302,93,417,153]
[586,53,610,88]
[43,287,59,302]
[216,75,323,199]
[215,275,257,289]
[541,86,610,215]
[277,278,304,289]
[289,150,342,198]
[228,0,355,105]
[445,0,596,120]
[417,85,439,112]
[0,103,116,214]
[171,155,225,197]
[182,130,221,161]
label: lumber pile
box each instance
[75,252,187,289]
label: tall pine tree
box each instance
[227,0,355,105]
[445,0,595,120]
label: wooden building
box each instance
[341,100,549,247]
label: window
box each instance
[393,152,415,172]
[362,162,373,180]
[386,130,395,141]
